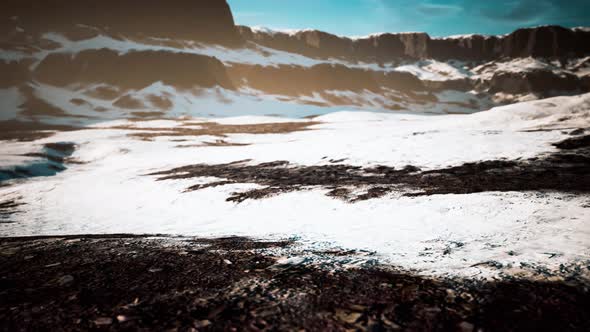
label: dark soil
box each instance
[1,235,588,331]
[150,135,590,202]
[117,121,320,140]
[0,199,22,222]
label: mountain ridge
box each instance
[238,25,590,61]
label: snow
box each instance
[0,88,24,121]
[392,60,471,81]
[28,33,476,78]
[319,89,489,114]
[472,57,564,80]
[0,141,44,168]
[40,33,328,68]
[471,93,590,130]
[349,32,424,40]
[18,83,355,126]
[250,26,315,37]
[1,94,589,278]
[0,51,29,61]
[438,34,479,39]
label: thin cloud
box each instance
[417,3,463,16]
[477,0,552,23]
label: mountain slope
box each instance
[0,1,589,124]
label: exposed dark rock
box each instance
[113,95,146,110]
[83,85,121,100]
[1,0,241,47]
[501,26,590,58]
[0,59,31,88]
[429,35,501,61]
[484,70,584,96]
[34,49,235,91]
[146,94,173,110]
[239,25,590,62]
[150,135,590,202]
[553,134,590,150]
[0,120,77,141]
[227,63,425,96]
[0,236,588,331]
[68,98,90,107]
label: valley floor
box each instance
[1,94,590,330]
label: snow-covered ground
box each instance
[1,93,589,279]
[7,82,492,127]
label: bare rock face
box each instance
[226,63,425,96]
[0,59,32,88]
[236,27,354,58]
[500,26,590,58]
[239,25,590,62]
[34,49,235,91]
[397,33,431,59]
[429,35,501,60]
[485,70,583,96]
[1,0,241,46]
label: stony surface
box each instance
[1,235,589,331]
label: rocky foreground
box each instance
[1,235,589,331]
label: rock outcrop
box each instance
[484,70,584,96]
[0,59,32,88]
[238,25,590,61]
[34,49,234,91]
[226,63,425,96]
[1,0,241,46]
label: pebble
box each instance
[57,275,74,286]
[94,317,113,326]
[459,321,475,332]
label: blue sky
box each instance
[227,0,590,37]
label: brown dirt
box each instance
[112,121,320,140]
[0,120,79,142]
[176,140,252,148]
[130,111,165,118]
[0,235,588,331]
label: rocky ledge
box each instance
[238,25,590,62]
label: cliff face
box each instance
[238,25,590,61]
[1,3,588,121]
[34,50,234,91]
[1,0,241,46]
[499,26,590,58]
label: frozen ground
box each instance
[1,93,589,279]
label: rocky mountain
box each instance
[1,0,241,47]
[0,1,589,125]
[238,25,590,61]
